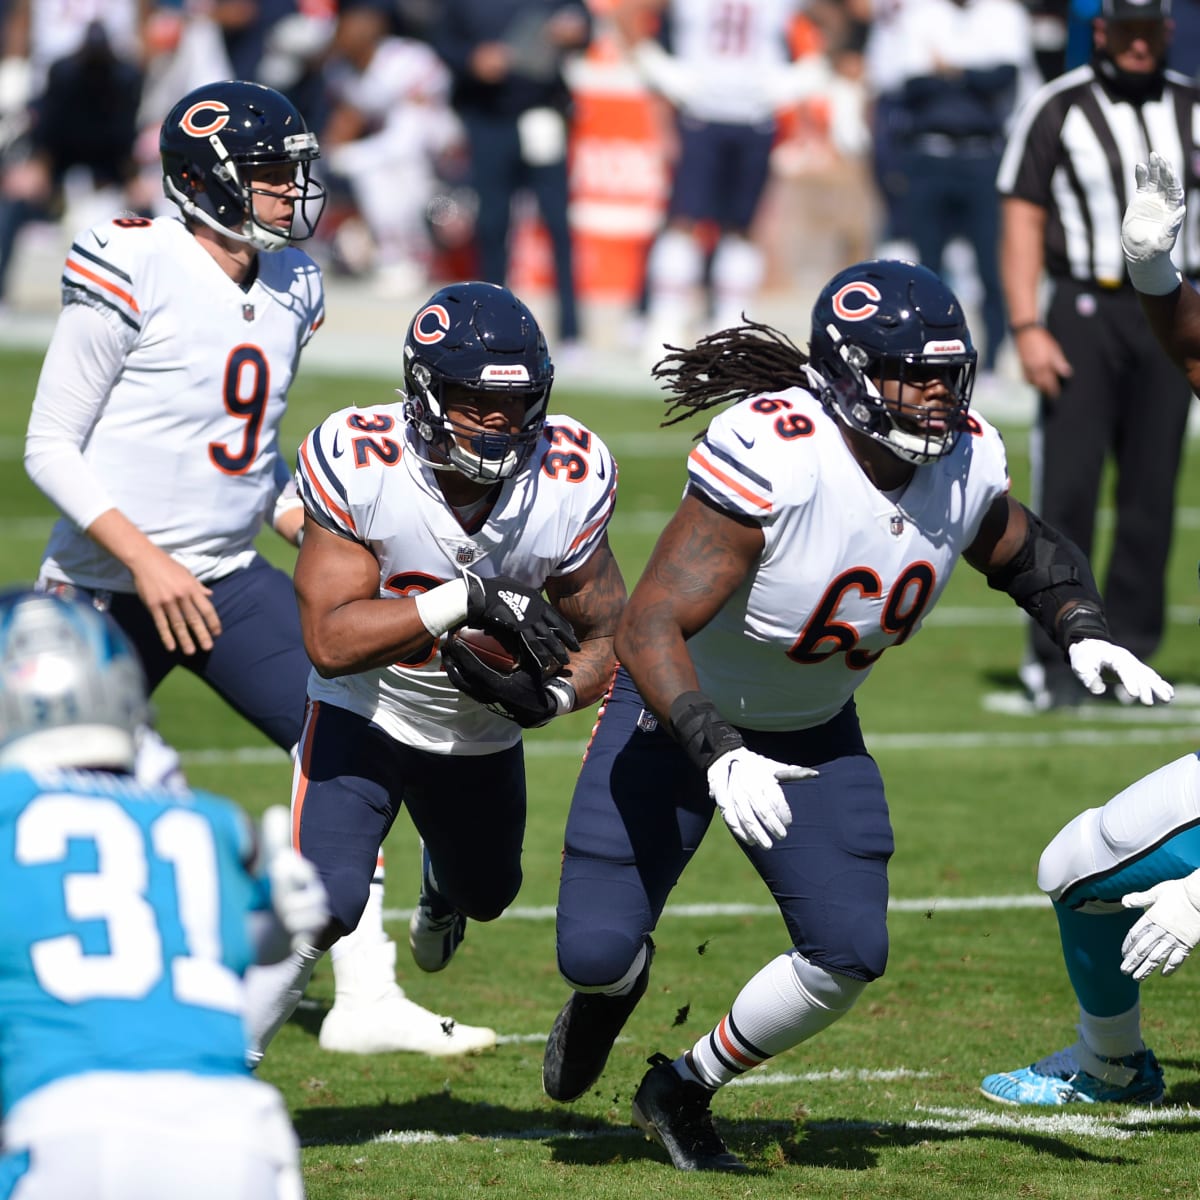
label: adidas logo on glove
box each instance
[498,590,530,621]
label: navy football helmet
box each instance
[402,282,554,484]
[0,591,148,772]
[809,260,977,464]
[160,80,326,252]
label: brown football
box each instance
[449,627,520,674]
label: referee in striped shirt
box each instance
[997,0,1199,710]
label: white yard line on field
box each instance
[379,894,1051,924]
[344,1103,1200,1149]
[179,716,1200,774]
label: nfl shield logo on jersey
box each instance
[890,514,905,537]
[455,544,479,566]
[242,304,255,322]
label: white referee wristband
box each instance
[413,578,470,637]
[1126,253,1183,296]
[546,678,577,716]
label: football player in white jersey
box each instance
[540,260,1174,1173]
[0,590,329,1200]
[976,154,1200,1108]
[242,280,627,1062]
[22,79,492,1059]
[615,0,823,357]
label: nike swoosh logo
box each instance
[733,431,755,450]
[596,457,606,480]
[331,432,344,458]
[94,231,109,248]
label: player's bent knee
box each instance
[791,952,868,1013]
[1037,806,1101,900]
[323,870,371,937]
[557,930,646,992]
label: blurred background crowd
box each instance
[1,0,1199,384]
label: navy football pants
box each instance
[77,555,309,752]
[556,668,894,988]
[293,701,526,936]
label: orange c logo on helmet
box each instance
[832,281,882,322]
[412,304,451,345]
[180,100,231,137]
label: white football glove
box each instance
[1067,639,1174,705]
[260,805,330,950]
[1120,869,1200,979]
[1121,151,1185,295]
[706,747,818,850]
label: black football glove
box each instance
[442,637,575,728]
[462,569,579,676]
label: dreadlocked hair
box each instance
[655,317,811,434]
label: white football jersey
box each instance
[667,0,805,124]
[295,405,618,753]
[38,216,324,590]
[685,389,1010,730]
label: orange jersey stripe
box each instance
[298,438,356,534]
[64,257,140,313]
[568,479,618,552]
[688,446,772,511]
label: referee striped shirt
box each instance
[997,64,1200,286]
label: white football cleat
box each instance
[319,991,496,1057]
[319,935,495,1056]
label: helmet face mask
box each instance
[402,283,554,484]
[810,260,978,465]
[0,591,149,773]
[160,80,326,252]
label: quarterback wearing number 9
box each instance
[0,590,328,1200]
[541,260,1174,1174]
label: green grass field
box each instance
[5,345,1200,1199]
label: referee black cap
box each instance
[1101,0,1170,20]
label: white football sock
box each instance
[710,235,764,332]
[644,228,704,360]
[681,951,866,1089]
[1078,1002,1145,1060]
[243,941,323,1065]
[329,871,407,1008]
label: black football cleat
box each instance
[542,939,654,1102]
[631,1053,749,1172]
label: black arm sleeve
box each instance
[985,505,1111,655]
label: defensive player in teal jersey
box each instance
[0,590,328,1200]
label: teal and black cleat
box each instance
[981,1042,1164,1106]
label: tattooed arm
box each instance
[545,532,628,707]
[614,488,764,720]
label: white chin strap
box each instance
[448,442,519,483]
[884,426,952,465]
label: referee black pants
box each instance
[1030,281,1192,681]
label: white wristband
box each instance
[1126,253,1182,296]
[413,578,470,637]
[546,678,577,716]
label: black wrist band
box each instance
[1057,602,1112,651]
[668,691,743,773]
[1010,321,1042,335]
